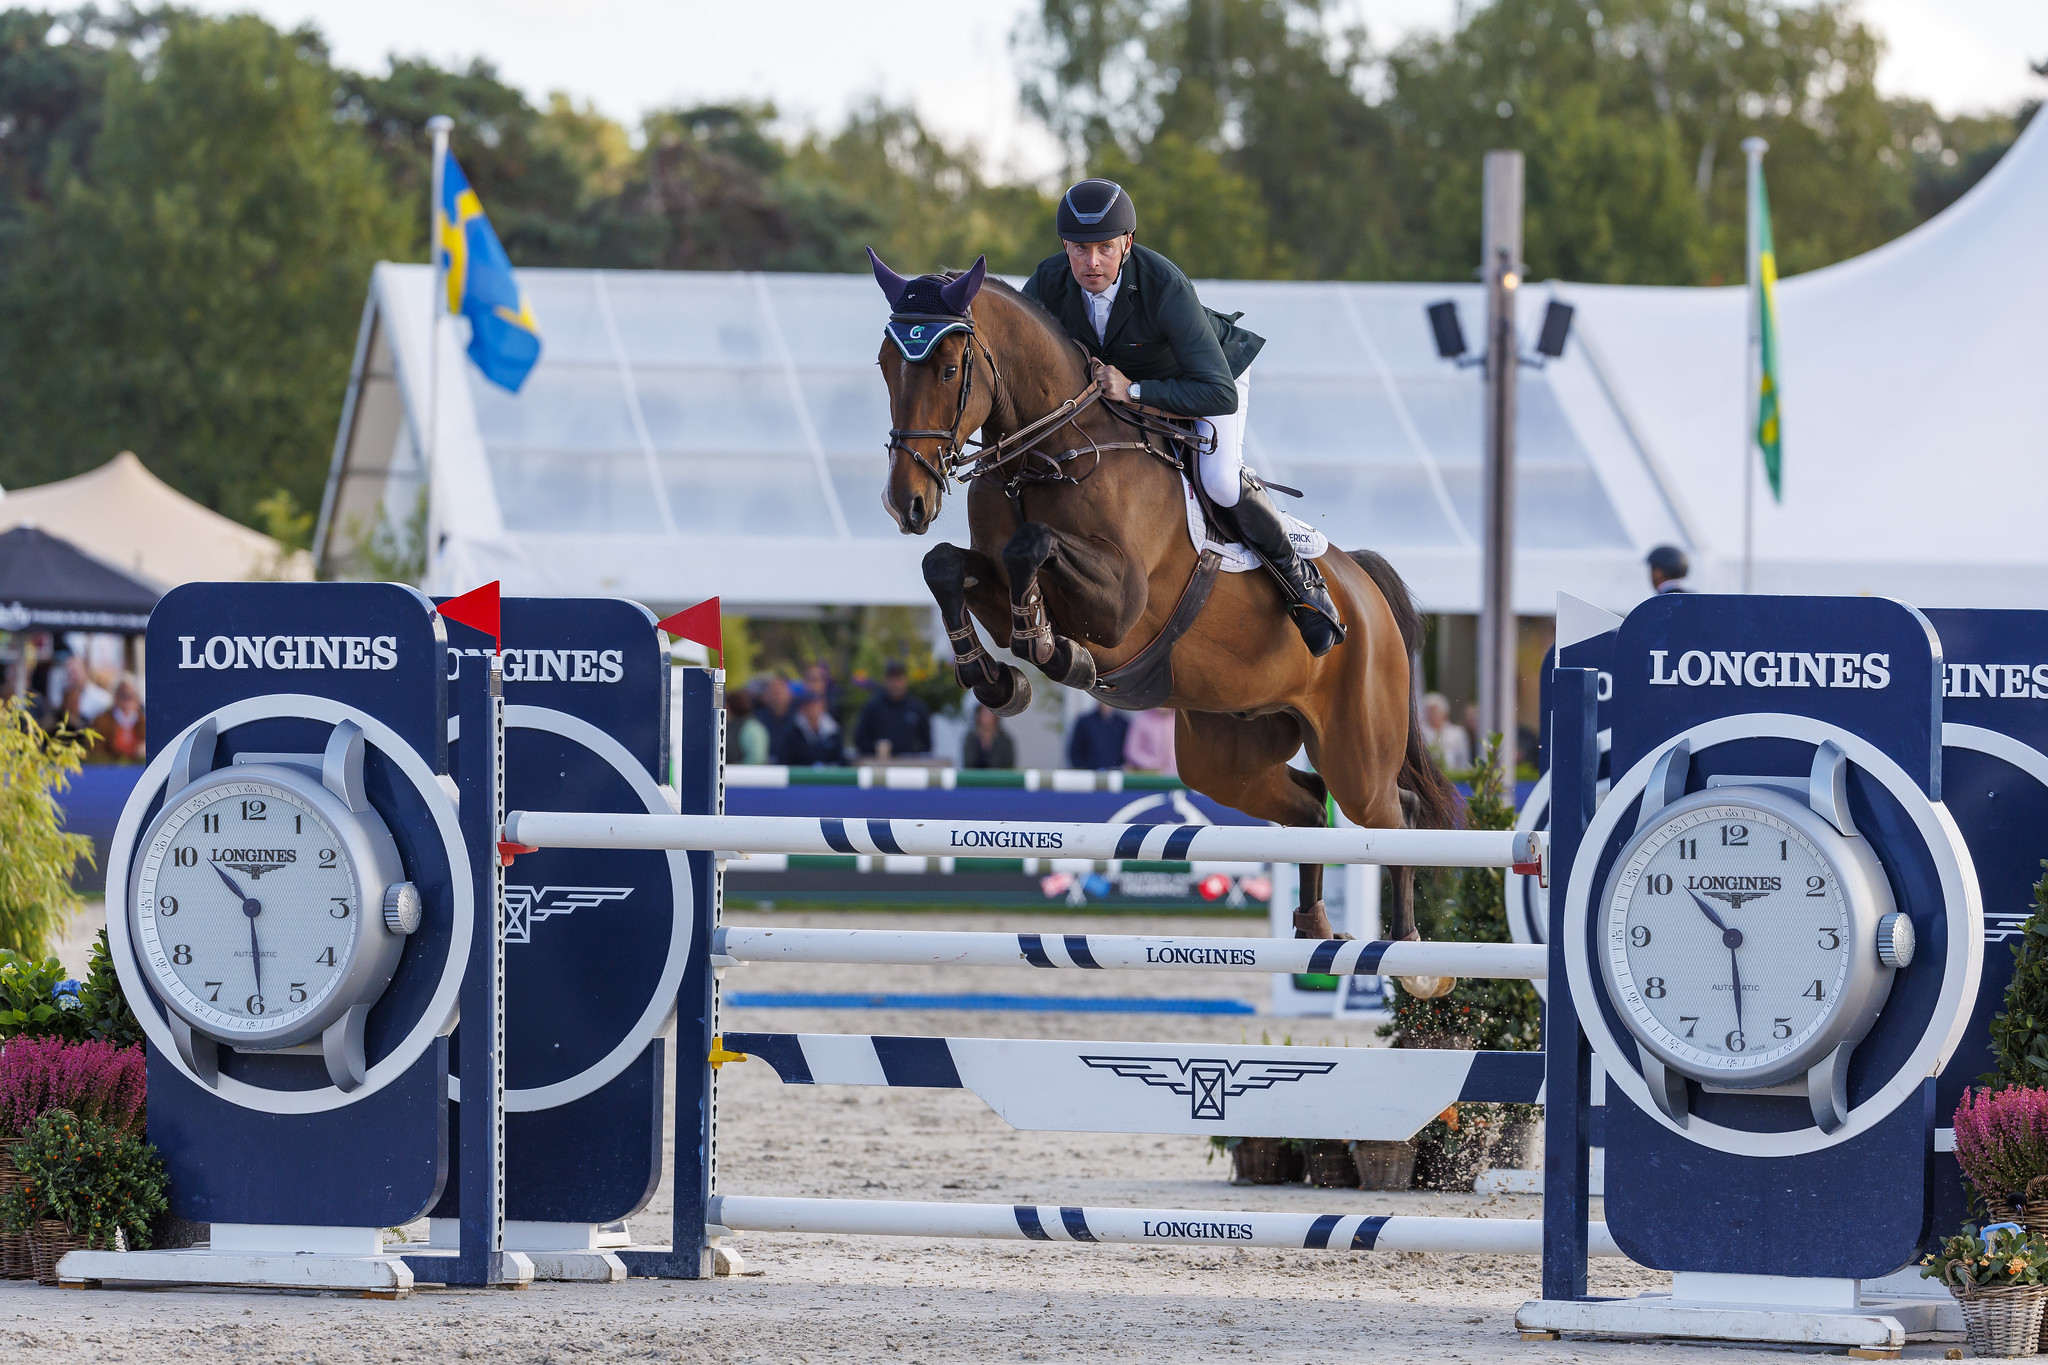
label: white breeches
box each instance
[1195,371,1253,507]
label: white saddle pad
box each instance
[1181,473,1329,574]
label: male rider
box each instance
[1020,179,1345,656]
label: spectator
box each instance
[962,705,1015,769]
[853,660,931,758]
[757,675,797,758]
[1419,692,1471,772]
[1647,544,1693,595]
[728,691,771,765]
[802,661,845,727]
[1067,701,1129,770]
[48,652,111,730]
[776,687,845,766]
[90,675,146,763]
[1124,708,1177,776]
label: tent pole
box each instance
[426,115,453,587]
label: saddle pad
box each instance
[1180,474,1329,573]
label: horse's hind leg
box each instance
[1002,522,1104,691]
[1175,711,1337,939]
[923,542,1032,717]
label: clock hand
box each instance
[218,865,265,1000]
[1688,890,1747,1039]
[215,865,249,902]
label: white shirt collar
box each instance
[1084,270,1122,342]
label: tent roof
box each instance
[0,451,309,588]
[0,525,161,633]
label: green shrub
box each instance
[1987,864,2048,1089]
[0,696,95,957]
[1,1108,167,1249]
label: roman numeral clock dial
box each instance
[1598,752,1914,1133]
[129,720,421,1093]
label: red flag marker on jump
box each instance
[439,580,501,651]
[658,598,721,659]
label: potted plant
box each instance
[1209,1135,1305,1185]
[1954,1086,2048,1236]
[1,1107,167,1284]
[0,1036,147,1279]
[1922,1222,2048,1358]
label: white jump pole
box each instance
[713,927,1546,980]
[503,811,1545,875]
[711,1196,1621,1257]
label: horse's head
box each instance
[870,248,990,535]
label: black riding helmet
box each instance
[1646,545,1690,579]
[1057,178,1136,242]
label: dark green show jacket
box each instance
[1021,243,1265,418]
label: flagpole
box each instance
[1741,137,1767,596]
[425,114,453,585]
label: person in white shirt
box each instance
[1419,691,1472,773]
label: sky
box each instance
[143,0,2048,182]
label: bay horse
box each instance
[869,252,1460,977]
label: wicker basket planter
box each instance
[1228,1138,1306,1186]
[1951,1264,2048,1358]
[26,1219,88,1287]
[1354,1139,1418,1191]
[1302,1140,1361,1188]
[0,1150,28,1281]
[1987,1175,2048,1243]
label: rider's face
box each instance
[1063,234,1132,294]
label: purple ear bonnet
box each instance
[938,256,987,313]
[868,247,913,310]
[880,255,985,363]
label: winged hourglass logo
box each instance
[1701,889,1773,910]
[1077,1055,1339,1122]
[502,885,633,944]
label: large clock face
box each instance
[133,776,363,1040]
[1604,799,1852,1080]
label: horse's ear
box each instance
[939,256,988,314]
[868,246,912,310]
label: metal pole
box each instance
[1479,150,1524,781]
[425,114,453,583]
[1742,137,1767,595]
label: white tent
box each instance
[316,114,2045,617]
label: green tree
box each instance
[0,13,410,519]
[0,697,94,958]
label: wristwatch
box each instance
[1128,382,1142,401]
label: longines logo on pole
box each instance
[503,885,634,944]
[1647,650,1892,690]
[1078,1055,1339,1121]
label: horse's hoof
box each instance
[1396,974,1459,1000]
[1049,639,1097,691]
[978,664,1034,718]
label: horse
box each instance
[867,252,1460,982]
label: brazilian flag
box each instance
[1753,167,1783,500]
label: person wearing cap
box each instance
[1647,545,1693,595]
[1020,179,1345,656]
[853,660,933,759]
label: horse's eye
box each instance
[942,365,958,380]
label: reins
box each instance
[885,314,1208,499]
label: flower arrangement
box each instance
[1921,1223,2047,1291]
[0,1108,166,1250]
[1953,1086,2048,1212]
[0,1037,147,1139]
[0,928,144,1048]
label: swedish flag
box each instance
[438,153,541,392]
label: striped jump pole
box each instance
[714,927,1546,980]
[709,1196,1623,1258]
[502,811,1546,876]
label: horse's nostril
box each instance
[910,496,927,527]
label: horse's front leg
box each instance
[922,542,1032,717]
[1001,522,1123,692]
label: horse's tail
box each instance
[1347,548,1460,833]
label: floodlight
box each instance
[1535,300,1575,359]
[1427,301,1467,360]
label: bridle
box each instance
[883,305,1206,504]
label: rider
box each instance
[1020,179,1346,656]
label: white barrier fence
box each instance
[503,811,1546,874]
[710,1196,1622,1257]
[713,927,1546,980]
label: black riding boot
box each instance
[1227,475,1346,657]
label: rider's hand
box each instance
[1093,360,1134,403]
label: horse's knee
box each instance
[1001,522,1057,583]
[922,542,967,599]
